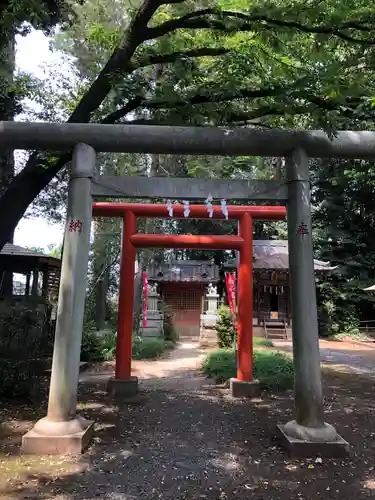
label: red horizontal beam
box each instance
[130,234,244,250]
[92,202,286,220]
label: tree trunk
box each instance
[93,159,111,330]
[132,153,159,333]
[0,0,162,252]
[271,157,284,180]
[132,255,145,334]
[0,35,15,295]
[95,273,108,330]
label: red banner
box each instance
[142,272,148,327]
[225,272,237,330]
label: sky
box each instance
[14,30,70,252]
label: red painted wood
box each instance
[130,234,243,250]
[238,213,253,381]
[116,211,136,379]
[93,202,286,221]
[92,202,286,381]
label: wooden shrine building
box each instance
[147,240,333,338]
[147,259,220,337]
[0,243,61,300]
[0,244,62,383]
[225,240,333,328]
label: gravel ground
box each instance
[1,341,375,499]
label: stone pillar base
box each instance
[107,376,139,399]
[22,416,94,455]
[277,420,349,458]
[229,378,261,398]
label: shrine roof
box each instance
[147,240,334,282]
[225,240,334,271]
[0,243,61,269]
[147,259,219,283]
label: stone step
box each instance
[265,328,287,339]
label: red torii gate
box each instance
[92,202,286,395]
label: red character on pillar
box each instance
[296,222,308,236]
[68,219,83,233]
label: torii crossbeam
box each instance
[92,202,286,390]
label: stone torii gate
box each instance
[2,123,370,456]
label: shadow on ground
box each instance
[275,339,375,377]
[1,346,375,499]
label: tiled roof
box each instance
[148,260,219,282]
[147,240,334,281]
[254,240,333,271]
[0,243,60,264]
[225,240,334,271]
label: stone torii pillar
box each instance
[22,143,96,454]
[277,148,348,456]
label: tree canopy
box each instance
[1,0,375,249]
[1,0,375,329]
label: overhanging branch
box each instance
[100,77,364,125]
[145,10,375,45]
[0,0,174,250]
[121,105,308,126]
[133,47,231,69]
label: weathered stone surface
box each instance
[286,149,325,428]
[199,327,218,347]
[3,122,375,159]
[22,417,94,455]
[277,424,349,458]
[140,313,164,337]
[107,376,139,398]
[92,176,288,201]
[283,419,339,442]
[229,378,261,398]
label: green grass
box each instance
[132,336,175,360]
[327,331,372,342]
[81,328,175,362]
[253,337,274,347]
[202,348,294,391]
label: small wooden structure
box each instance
[0,243,61,300]
[148,259,220,337]
[224,240,334,331]
[0,244,62,398]
[148,240,334,338]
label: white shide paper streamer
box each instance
[183,200,190,217]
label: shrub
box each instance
[81,322,176,362]
[215,305,235,348]
[328,330,371,341]
[132,336,172,360]
[0,301,53,399]
[163,305,179,344]
[253,337,274,347]
[80,323,104,362]
[253,350,294,391]
[164,340,175,350]
[202,348,235,382]
[100,330,117,360]
[0,359,48,399]
[202,348,294,391]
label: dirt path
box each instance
[274,338,375,377]
[79,340,210,391]
[2,341,375,499]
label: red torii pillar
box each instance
[237,213,253,382]
[116,211,136,380]
[92,202,286,398]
